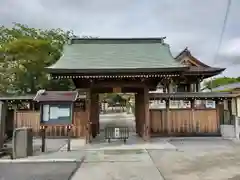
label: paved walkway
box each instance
[3,113,240,179]
[72,148,165,180]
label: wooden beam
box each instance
[92,79,146,88]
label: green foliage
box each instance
[204,77,240,89]
[0,23,74,95]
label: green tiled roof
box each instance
[47,38,186,73]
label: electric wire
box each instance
[210,0,232,91]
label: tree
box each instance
[0,23,74,95]
[203,77,240,89]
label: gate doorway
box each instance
[85,87,150,144]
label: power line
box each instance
[210,0,232,91]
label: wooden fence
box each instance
[15,109,87,138]
[150,109,219,136]
[15,108,222,138]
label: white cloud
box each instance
[221,38,240,56]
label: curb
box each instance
[0,158,80,163]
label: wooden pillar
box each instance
[96,94,100,134]
[143,87,150,141]
[190,99,195,134]
[136,92,144,137]
[186,84,191,92]
[90,92,98,138]
[135,93,140,135]
[227,99,233,119]
[166,82,170,93]
[0,101,7,148]
[196,81,200,92]
[85,89,92,144]
[215,99,222,132]
[165,99,170,134]
[168,79,173,93]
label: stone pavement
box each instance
[71,149,165,180]
[2,113,240,179]
[2,138,240,180]
[148,139,240,180]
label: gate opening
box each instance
[89,93,137,144]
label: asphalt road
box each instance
[0,162,79,180]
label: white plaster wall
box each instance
[231,98,237,115]
[237,97,240,117]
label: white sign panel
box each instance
[50,106,59,119]
[114,128,120,138]
[58,108,70,117]
[42,105,49,122]
[206,100,215,108]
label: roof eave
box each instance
[184,68,226,75]
[47,67,189,75]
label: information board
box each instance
[41,103,72,125]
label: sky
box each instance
[1,0,240,77]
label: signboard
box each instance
[113,87,121,93]
[41,103,72,125]
[206,100,215,108]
